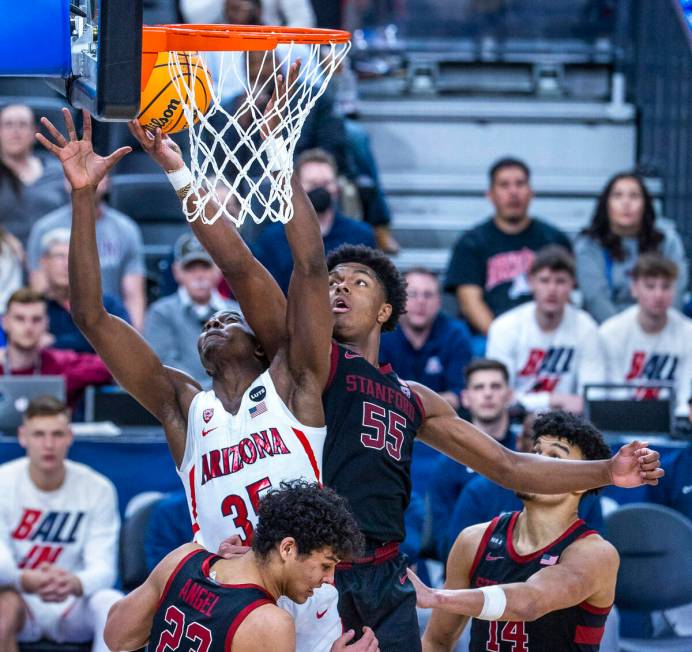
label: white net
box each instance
[166,39,351,226]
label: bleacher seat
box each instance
[605,503,692,651]
[120,493,163,592]
[109,174,187,245]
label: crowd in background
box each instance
[0,0,691,648]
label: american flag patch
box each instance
[249,401,267,418]
[540,554,559,566]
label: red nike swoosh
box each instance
[201,427,218,437]
[399,574,408,585]
[316,609,328,619]
[344,351,361,359]
[485,554,504,561]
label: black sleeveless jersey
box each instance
[322,342,425,544]
[148,549,275,652]
[469,512,611,652]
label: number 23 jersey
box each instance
[178,369,326,552]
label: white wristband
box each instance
[166,165,193,192]
[264,135,290,172]
[478,586,507,621]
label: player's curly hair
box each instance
[252,480,364,561]
[325,244,407,331]
[532,411,611,497]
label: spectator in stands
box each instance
[26,174,146,330]
[0,228,23,314]
[576,172,689,323]
[0,289,111,409]
[0,396,121,652]
[486,245,605,414]
[599,253,692,417]
[380,267,471,490]
[143,490,192,572]
[428,359,517,559]
[180,0,316,26]
[40,228,130,353]
[253,148,376,293]
[443,411,604,559]
[0,104,68,245]
[445,157,572,350]
[143,233,240,388]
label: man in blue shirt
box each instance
[428,359,518,559]
[380,268,472,498]
[253,148,376,294]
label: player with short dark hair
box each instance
[104,481,377,652]
[414,411,618,652]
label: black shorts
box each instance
[335,545,421,652]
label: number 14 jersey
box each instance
[178,370,326,552]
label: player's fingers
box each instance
[641,468,664,481]
[35,132,60,155]
[154,127,164,149]
[39,117,67,146]
[82,110,92,143]
[127,120,148,146]
[637,452,660,469]
[105,146,132,169]
[62,108,78,141]
[635,447,656,459]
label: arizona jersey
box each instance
[322,343,424,543]
[149,548,274,652]
[178,370,325,551]
[469,512,610,651]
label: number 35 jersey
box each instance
[178,369,326,552]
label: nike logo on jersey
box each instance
[485,553,504,562]
[316,609,329,619]
[344,351,362,359]
[201,427,218,437]
[399,574,408,585]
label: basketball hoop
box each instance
[141,24,351,227]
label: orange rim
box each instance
[141,23,351,92]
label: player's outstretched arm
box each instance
[128,120,288,361]
[263,65,333,400]
[104,543,200,651]
[412,382,664,493]
[421,524,482,652]
[410,534,618,623]
[37,110,198,465]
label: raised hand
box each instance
[406,568,439,609]
[260,60,301,140]
[610,440,664,487]
[217,534,251,559]
[128,119,185,172]
[35,109,131,190]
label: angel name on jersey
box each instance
[11,508,86,568]
[200,427,291,486]
[518,346,575,391]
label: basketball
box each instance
[137,52,212,135]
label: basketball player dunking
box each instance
[36,104,374,652]
[104,481,377,652]
[411,412,619,652]
[129,108,664,651]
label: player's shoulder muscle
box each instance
[446,521,491,589]
[231,603,294,652]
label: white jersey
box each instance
[179,370,338,652]
[599,306,692,416]
[178,369,325,551]
[0,458,119,599]
[487,301,606,411]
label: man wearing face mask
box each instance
[253,149,376,295]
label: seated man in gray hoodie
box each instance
[143,233,239,388]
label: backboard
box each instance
[0,0,143,120]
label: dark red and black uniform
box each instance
[148,549,274,652]
[468,512,611,651]
[322,343,425,652]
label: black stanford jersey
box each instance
[322,343,424,543]
[469,512,610,652]
[148,549,274,652]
